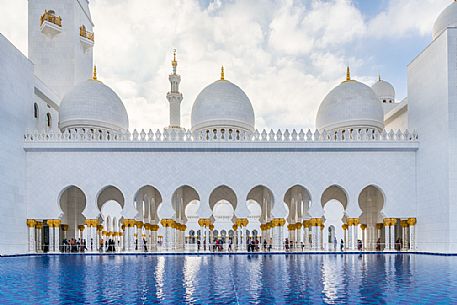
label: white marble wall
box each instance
[0,34,33,255]
[408,28,456,252]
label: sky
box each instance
[0,0,451,130]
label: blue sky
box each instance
[0,0,451,130]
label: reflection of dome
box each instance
[372,77,395,104]
[433,1,457,40]
[191,71,255,132]
[59,78,129,131]
[316,70,384,131]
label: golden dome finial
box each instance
[172,49,177,68]
[92,65,97,80]
[346,66,351,81]
[221,66,225,80]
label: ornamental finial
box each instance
[221,66,225,80]
[346,66,351,81]
[378,73,381,82]
[92,65,97,80]
[172,49,177,68]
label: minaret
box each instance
[28,0,94,101]
[166,49,183,129]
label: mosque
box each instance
[0,1,457,255]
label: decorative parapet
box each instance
[24,128,418,143]
[40,10,62,37]
[80,25,94,42]
[40,10,62,27]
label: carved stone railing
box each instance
[80,25,94,42]
[40,10,62,27]
[24,128,418,143]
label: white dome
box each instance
[316,80,384,131]
[372,79,395,103]
[59,79,129,131]
[433,1,457,40]
[191,80,255,132]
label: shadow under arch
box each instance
[134,185,162,224]
[284,185,312,223]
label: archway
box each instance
[321,185,348,251]
[284,185,312,248]
[246,185,274,225]
[358,185,385,250]
[134,185,162,225]
[172,185,200,224]
[59,186,86,242]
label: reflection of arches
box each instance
[172,185,199,223]
[134,185,162,224]
[59,186,86,240]
[246,185,274,223]
[209,185,237,210]
[284,185,312,224]
[358,185,385,250]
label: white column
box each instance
[304,226,310,250]
[36,223,43,253]
[384,220,391,251]
[48,224,55,253]
[27,220,36,253]
[54,224,60,253]
[128,225,135,252]
[353,225,358,251]
[401,221,408,251]
[348,225,353,251]
[408,218,416,251]
[390,219,397,250]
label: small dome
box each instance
[433,1,457,40]
[372,78,395,103]
[316,79,384,131]
[191,79,255,132]
[59,79,129,131]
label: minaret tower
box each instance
[28,0,94,101]
[166,50,183,129]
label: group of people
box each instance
[62,238,86,253]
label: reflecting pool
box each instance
[0,254,455,304]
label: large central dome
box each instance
[191,78,255,132]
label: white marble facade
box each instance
[1,1,457,254]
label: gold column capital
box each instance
[160,219,174,228]
[407,218,417,226]
[376,223,384,230]
[360,224,367,230]
[26,219,37,228]
[400,220,409,228]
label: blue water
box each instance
[0,254,455,304]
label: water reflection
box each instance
[1,254,457,304]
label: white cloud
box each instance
[368,0,449,38]
[0,0,451,130]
